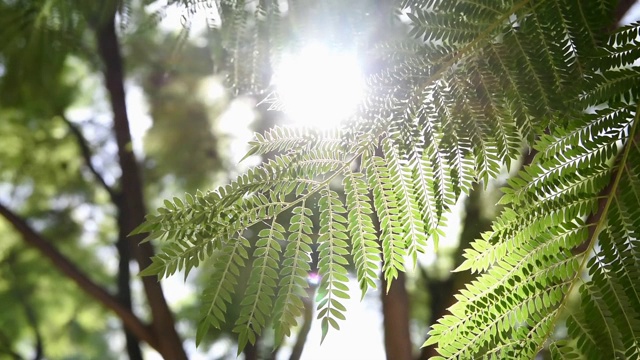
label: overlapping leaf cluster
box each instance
[424,3,640,358]
[140,0,640,356]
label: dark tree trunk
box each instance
[381,272,413,360]
[243,340,259,360]
[94,10,187,360]
[613,0,638,29]
[116,206,143,360]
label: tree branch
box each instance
[0,201,160,352]
[116,208,143,360]
[94,9,187,359]
[61,114,142,358]
[60,116,119,203]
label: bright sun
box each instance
[272,44,364,129]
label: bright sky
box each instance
[290,279,386,360]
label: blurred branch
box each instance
[0,201,160,352]
[60,116,119,203]
[60,97,143,358]
[94,8,187,358]
[116,209,143,360]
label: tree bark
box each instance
[94,11,187,360]
[62,117,142,359]
[381,272,413,360]
[116,206,143,360]
[243,340,259,360]
[0,202,159,351]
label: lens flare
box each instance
[273,44,364,129]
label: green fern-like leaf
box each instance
[343,170,380,297]
[428,71,640,360]
[233,216,283,350]
[197,234,250,346]
[383,138,428,264]
[368,154,407,283]
[272,202,313,344]
[316,188,351,342]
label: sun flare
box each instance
[273,44,364,129]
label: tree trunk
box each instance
[243,340,259,360]
[116,206,143,360]
[381,272,413,360]
[94,11,187,360]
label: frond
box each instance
[273,202,313,344]
[428,38,640,357]
[243,126,344,161]
[343,170,380,297]
[232,216,283,350]
[367,154,407,283]
[316,188,351,342]
[196,234,250,346]
[383,138,428,264]
[553,133,640,359]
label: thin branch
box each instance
[61,109,144,359]
[60,116,119,203]
[0,201,160,352]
